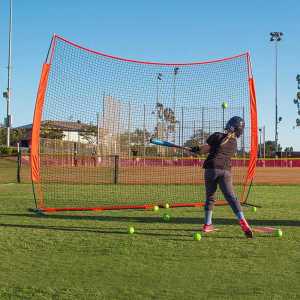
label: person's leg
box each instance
[219,170,253,238]
[203,169,218,227]
[218,170,243,217]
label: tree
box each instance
[0,125,28,146]
[0,125,6,145]
[263,140,282,157]
[153,102,177,140]
[11,128,28,145]
[184,129,210,148]
[283,146,293,156]
[120,128,151,146]
[79,124,97,144]
[120,128,153,155]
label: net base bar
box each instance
[241,202,262,208]
[34,200,229,213]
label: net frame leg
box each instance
[30,200,230,213]
[241,179,262,208]
[28,208,46,215]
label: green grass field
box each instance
[0,157,19,183]
[0,181,299,299]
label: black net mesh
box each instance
[35,36,252,209]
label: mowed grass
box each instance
[0,182,299,299]
[0,157,19,183]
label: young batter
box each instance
[192,116,253,238]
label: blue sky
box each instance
[0,0,299,149]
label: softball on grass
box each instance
[276,229,283,238]
[162,213,170,222]
[193,232,202,241]
[164,203,170,209]
[252,206,257,213]
[222,102,228,109]
[128,226,135,234]
[153,205,159,212]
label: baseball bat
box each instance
[149,138,193,152]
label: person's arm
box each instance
[200,144,210,154]
[190,144,210,155]
[190,133,221,155]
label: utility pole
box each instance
[173,67,179,114]
[270,32,283,153]
[262,125,266,161]
[173,67,179,142]
[259,128,262,158]
[3,0,13,147]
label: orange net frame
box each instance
[30,35,258,212]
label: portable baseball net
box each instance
[31,35,258,212]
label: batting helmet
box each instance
[225,116,245,137]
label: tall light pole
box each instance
[155,73,162,143]
[173,67,179,114]
[270,32,283,153]
[262,125,266,160]
[259,128,262,158]
[3,0,13,147]
[172,67,179,142]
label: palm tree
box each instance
[153,103,177,141]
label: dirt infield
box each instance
[38,165,300,185]
[118,166,247,184]
[119,166,300,185]
[1,156,299,185]
[254,167,300,184]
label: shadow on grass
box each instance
[1,222,278,243]
[0,222,197,240]
[0,222,260,241]
[1,212,300,228]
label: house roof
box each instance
[15,120,92,132]
[14,124,32,130]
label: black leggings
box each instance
[204,168,242,214]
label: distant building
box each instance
[16,95,122,154]
[15,120,96,147]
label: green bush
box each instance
[11,148,18,155]
[0,146,10,155]
[0,146,18,155]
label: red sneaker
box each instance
[239,219,253,238]
[202,224,215,233]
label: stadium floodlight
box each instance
[30,35,258,213]
[269,32,283,42]
[270,31,283,152]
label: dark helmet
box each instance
[225,116,245,137]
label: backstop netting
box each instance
[31,35,258,212]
